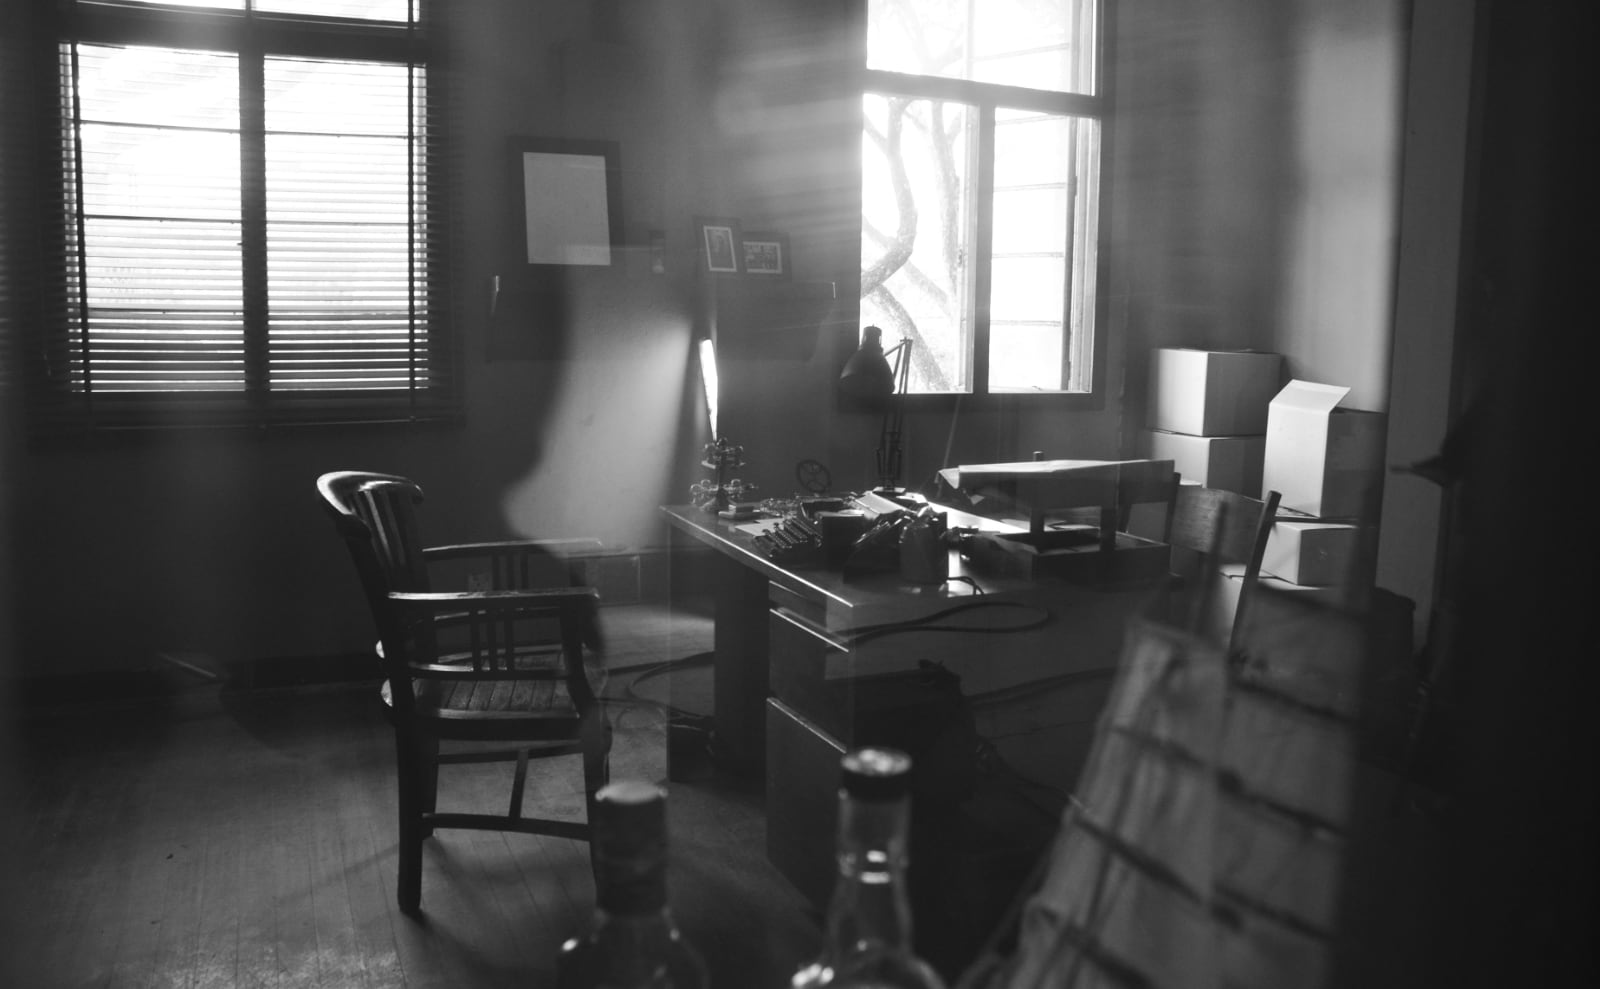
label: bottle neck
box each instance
[597,858,669,916]
[820,792,915,958]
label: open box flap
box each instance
[1270,379,1351,415]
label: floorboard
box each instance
[6,603,816,989]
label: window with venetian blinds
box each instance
[38,0,456,429]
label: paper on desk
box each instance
[734,518,786,537]
[939,459,1154,490]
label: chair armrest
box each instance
[421,537,607,562]
[389,587,602,650]
[421,539,612,591]
[389,587,600,606]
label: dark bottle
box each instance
[790,748,947,989]
[557,780,708,989]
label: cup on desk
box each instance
[899,511,950,584]
[817,510,869,569]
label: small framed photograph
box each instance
[741,231,789,278]
[695,216,743,275]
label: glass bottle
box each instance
[557,780,708,989]
[791,747,947,989]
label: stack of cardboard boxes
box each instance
[1144,347,1283,496]
[1255,379,1387,601]
[1143,349,1388,628]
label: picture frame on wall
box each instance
[508,137,622,268]
[695,216,743,275]
[740,231,789,279]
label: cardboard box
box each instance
[1148,348,1285,436]
[1261,519,1360,587]
[1209,563,1349,642]
[1262,380,1387,519]
[1146,429,1266,496]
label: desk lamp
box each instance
[693,337,750,513]
[839,324,913,497]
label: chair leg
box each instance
[393,730,425,916]
[580,708,613,884]
[418,735,440,839]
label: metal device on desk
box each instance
[938,458,1176,583]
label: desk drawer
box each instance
[769,605,849,740]
[768,579,831,631]
[765,698,844,908]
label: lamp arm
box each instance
[875,337,914,493]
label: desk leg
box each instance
[709,551,770,776]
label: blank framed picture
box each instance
[510,137,622,267]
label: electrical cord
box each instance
[840,598,1053,647]
[944,575,985,594]
[598,650,715,727]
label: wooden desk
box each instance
[661,502,1011,771]
[662,502,1168,973]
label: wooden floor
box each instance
[1,599,1459,989]
[4,603,819,989]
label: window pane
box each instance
[75,44,244,392]
[255,0,415,22]
[868,0,1098,96]
[860,94,976,394]
[89,1,245,10]
[265,56,425,391]
[987,109,1094,393]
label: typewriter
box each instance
[749,510,824,566]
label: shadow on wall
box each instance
[495,266,701,551]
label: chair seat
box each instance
[378,647,608,727]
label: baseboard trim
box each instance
[10,651,380,710]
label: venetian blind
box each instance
[37,0,456,431]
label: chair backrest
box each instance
[1115,462,1181,538]
[317,471,444,678]
[1165,485,1283,647]
[318,470,431,598]
[1167,486,1280,567]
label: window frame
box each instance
[29,0,458,433]
[858,0,1112,410]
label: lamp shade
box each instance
[838,325,895,401]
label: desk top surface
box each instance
[660,501,1014,615]
[662,499,1164,630]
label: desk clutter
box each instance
[742,496,954,584]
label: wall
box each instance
[1113,0,1405,418]
[1377,0,1477,642]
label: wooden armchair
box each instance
[317,470,612,916]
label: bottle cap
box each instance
[594,780,669,912]
[840,747,912,801]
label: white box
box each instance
[1261,519,1360,586]
[1262,380,1387,519]
[1146,430,1266,496]
[1148,348,1285,436]
[1209,563,1349,641]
